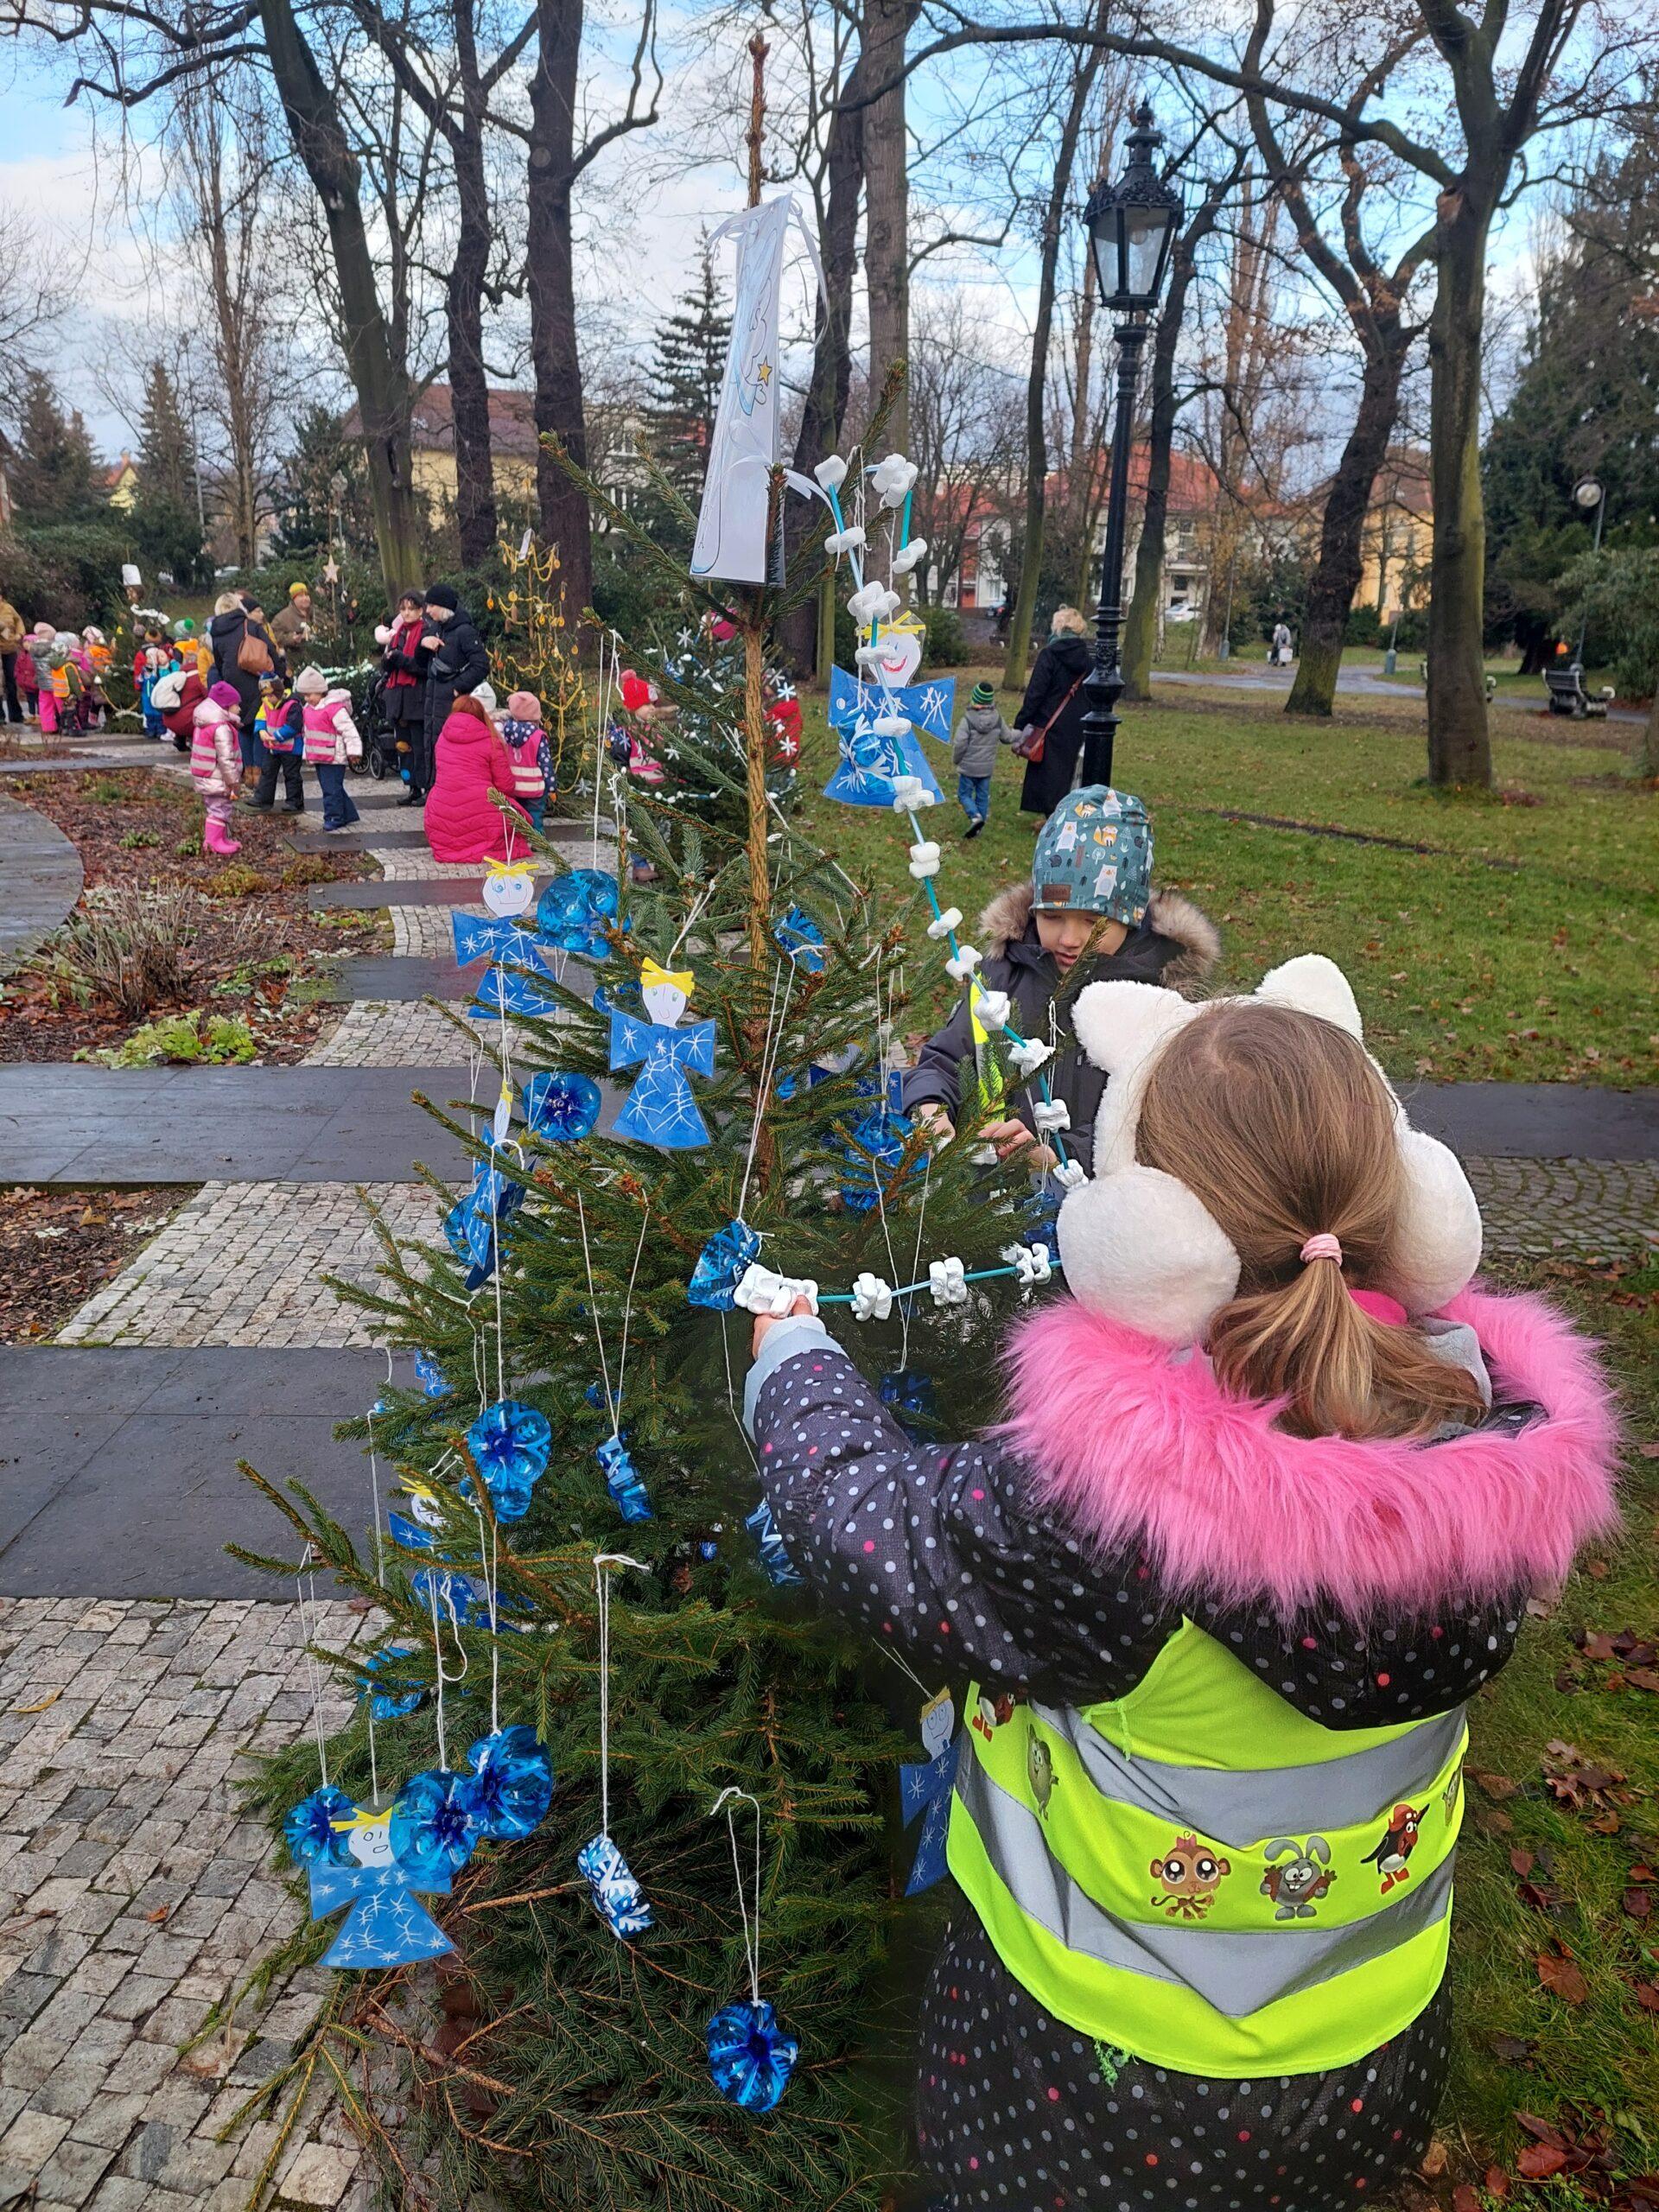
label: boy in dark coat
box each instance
[901,786,1217,1175]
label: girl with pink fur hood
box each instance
[743,956,1618,2212]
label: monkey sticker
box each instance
[1149,1834,1232,1920]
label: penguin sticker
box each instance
[1363,1803,1423,1894]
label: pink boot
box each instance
[203,817,241,856]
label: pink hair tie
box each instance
[1300,1233,1343,1266]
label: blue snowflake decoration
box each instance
[773,906,825,975]
[463,1399,551,1522]
[414,1351,449,1399]
[745,1498,804,1588]
[524,1071,602,1143]
[706,1999,799,2113]
[837,1103,912,1214]
[390,1770,480,1883]
[687,1218,762,1311]
[455,1726,554,1841]
[578,1831,652,1939]
[358,1648,426,1719]
[537,868,618,959]
[284,1785,357,1870]
[597,1435,652,1522]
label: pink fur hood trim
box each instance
[998,1287,1619,1618]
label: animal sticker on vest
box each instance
[1027,1735,1057,1820]
[1260,1835,1336,1920]
[1440,1768,1462,1826]
[972,1690,1014,1741]
[1150,1834,1231,1920]
[1363,1803,1422,1893]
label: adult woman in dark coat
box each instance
[207,593,283,773]
[1015,603,1093,818]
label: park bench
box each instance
[1419,659,1498,702]
[1542,664,1616,718]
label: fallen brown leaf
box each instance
[1484,2167,1512,2199]
[1452,2188,1483,2212]
[1517,2145,1571,2179]
[1488,2032,1535,2066]
[1635,1981,1659,2012]
[143,1906,168,1923]
[10,1689,61,1714]
[1510,1847,1535,1877]
[1628,1668,1659,1694]
[1471,1769,1520,1801]
[1417,2139,1449,2178]
[1535,1950,1590,2004]
[1624,1887,1654,1920]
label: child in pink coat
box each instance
[424,694,529,863]
[296,665,362,832]
[192,682,244,855]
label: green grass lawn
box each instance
[791,683,1656,1085]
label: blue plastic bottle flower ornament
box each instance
[464,1400,551,1522]
[773,906,825,975]
[456,1725,553,1840]
[687,1218,762,1311]
[596,1434,652,1522]
[284,1784,357,1869]
[524,1070,602,1144]
[578,1831,653,1938]
[390,1770,480,1882]
[879,1369,936,1442]
[706,2000,800,2113]
[609,961,716,1149]
[745,1497,804,1587]
[536,868,618,959]
[357,1647,426,1720]
[838,1103,912,1214]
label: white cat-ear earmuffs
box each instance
[1055,953,1484,1344]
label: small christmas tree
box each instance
[490,532,588,798]
[238,385,1058,2210]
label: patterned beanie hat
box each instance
[970,680,996,706]
[1031,785,1154,925]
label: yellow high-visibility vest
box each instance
[948,1620,1465,2076]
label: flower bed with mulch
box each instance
[0,769,389,1064]
[0,1184,192,1340]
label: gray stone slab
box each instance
[0,753,158,776]
[1404,1082,1659,1163]
[0,1347,391,1597]
[289,818,592,855]
[0,795,83,975]
[308,875,543,909]
[321,956,476,1001]
[0,1066,483,1184]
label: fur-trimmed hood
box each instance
[979,880,1220,990]
[997,1286,1619,1618]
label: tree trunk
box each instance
[1001,22,1103,693]
[1286,320,1409,715]
[526,0,594,623]
[447,14,499,569]
[1425,200,1493,786]
[257,0,422,595]
[781,46,867,676]
[862,0,911,455]
[1122,220,1208,702]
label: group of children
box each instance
[10,622,117,734]
[185,667,364,853]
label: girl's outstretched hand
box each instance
[751,1296,817,1360]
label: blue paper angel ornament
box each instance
[442,1159,525,1288]
[899,1738,960,1896]
[357,1647,426,1720]
[307,1803,456,1970]
[609,960,716,1149]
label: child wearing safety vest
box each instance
[745,957,1618,2211]
[499,689,552,830]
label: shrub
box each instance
[89,1011,258,1067]
[33,883,262,1017]
[920,601,968,666]
[0,524,130,631]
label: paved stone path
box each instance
[0,1596,369,2210]
[0,796,83,977]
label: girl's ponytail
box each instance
[1135,1001,1485,1442]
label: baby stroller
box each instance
[360,671,410,783]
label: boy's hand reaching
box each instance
[978,1117,1058,1172]
[751,1295,817,1359]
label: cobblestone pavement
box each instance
[1467,1155,1659,1263]
[388,901,479,957]
[0,1597,372,2210]
[57,1184,445,1349]
[304,999,485,1068]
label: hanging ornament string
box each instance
[364,1348,395,1804]
[594,1553,649,1839]
[295,1546,330,1789]
[425,1563,470,1771]
[473,1501,501,1738]
[736,958,796,1223]
[575,1192,616,1431]
[709,1787,764,2006]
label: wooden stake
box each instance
[741,604,771,968]
[747,33,768,208]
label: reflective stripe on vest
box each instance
[948,1624,1466,2078]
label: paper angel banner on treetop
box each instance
[691,195,823,585]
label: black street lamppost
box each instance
[1078,104,1182,786]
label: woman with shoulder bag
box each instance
[1014,605,1092,820]
[208,593,283,776]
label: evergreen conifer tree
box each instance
[131,359,209,585]
[645,241,734,518]
[270,405,376,560]
[241,393,1045,2209]
[10,369,99,522]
